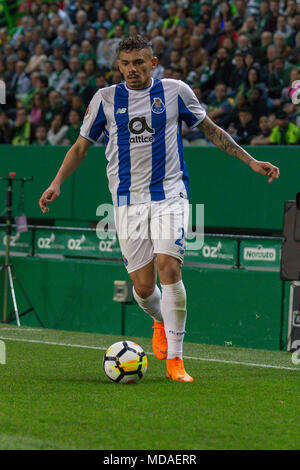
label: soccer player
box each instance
[39,36,279,382]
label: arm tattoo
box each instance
[198,116,254,165]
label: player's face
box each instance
[118,48,158,89]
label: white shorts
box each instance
[114,197,189,274]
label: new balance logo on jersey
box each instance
[116,108,127,114]
[128,117,155,144]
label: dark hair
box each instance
[37,74,48,87]
[35,123,48,130]
[239,106,252,114]
[118,35,152,55]
[69,108,82,119]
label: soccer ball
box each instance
[103,340,148,383]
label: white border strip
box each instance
[0,335,299,372]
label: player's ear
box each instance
[152,56,158,69]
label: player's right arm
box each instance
[39,135,91,213]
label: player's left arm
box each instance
[197,115,280,183]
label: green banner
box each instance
[240,240,282,269]
[34,230,122,259]
[185,237,238,267]
[0,229,32,255]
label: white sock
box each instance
[161,280,187,359]
[133,285,163,323]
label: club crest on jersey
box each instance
[151,97,165,114]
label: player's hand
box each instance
[249,159,280,183]
[39,183,61,213]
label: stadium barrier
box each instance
[0,223,287,351]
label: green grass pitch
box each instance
[0,325,300,450]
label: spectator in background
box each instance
[152,35,168,68]
[16,43,30,64]
[248,86,268,122]
[200,56,220,99]
[11,60,31,100]
[207,83,233,130]
[234,106,260,145]
[25,43,47,74]
[273,32,291,60]
[49,57,71,95]
[83,57,97,79]
[218,1,232,30]
[214,47,233,86]
[175,19,190,48]
[67,56,82,89]
[69,43,80,60]
[49,2,72,29]
[75,10,90,42]
[51,24,68,51]
[65,109,82,145]
[269,110,300,145]
[219,20,239,46]
[78,39,96,65]
[257,0,271,31]
[29,92,46,126]
[47,113,68,146]
[232,0,247,31]
[289,31,300,64]
[168,49,181,70]
[95,74,108,89]
[162,3,179,40]
[266,0,281,33]
[229,94,249,128]
[111,69,123,84]
[286,1,298,29]
[268,113,277,132]
[0,112,13,144]
[147,10,164,34]
[92,8,112,32]
[44,90,65,124]
[228,51,247,92]
[268,57,292,99]
[96,26,120,70]
[185,35,208,73]
[35,74,49,97]
[11,107,32,145]
[42,59,54,78]
[240,15,261,49]
[109,7,126,36]
[250,115,272,145]
[255,30,273,65]
[33,124,50,146]
[198,1,212,28]
[275,15,294,42]
[71,95,85,115]
[66,27,80,50]
[203,17,221,55]
[86,26,98,50]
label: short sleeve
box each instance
[178,80,206,128]
[80,90,106,143]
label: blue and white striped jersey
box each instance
[80,78,206,206]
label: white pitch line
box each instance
[0,335,299,372]
[0,327,44,331]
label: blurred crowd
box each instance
[0,0,299,146]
